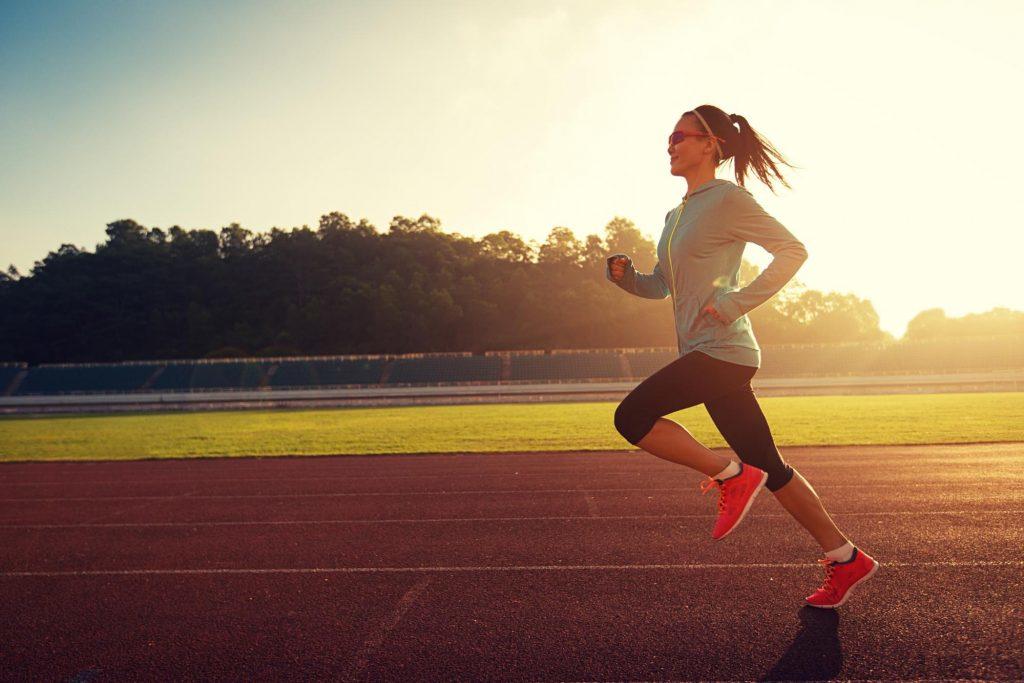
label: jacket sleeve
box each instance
[712,188,808,323]
[606,255,671,300]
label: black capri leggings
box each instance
[614,350,795,492]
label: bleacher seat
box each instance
[387,355,501,384]
[4,334,1020,397]
[509,352,623,382]
[0,364,26,394]
[150,362,271,392]
[270,358,385,388]
[624,349,677,378]
[757,342,890,377]
[15,364,160,395]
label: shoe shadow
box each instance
[758,606,842,681]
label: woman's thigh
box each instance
[703,383,795,491]
[614,351,757,445]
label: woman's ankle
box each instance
[710,460,741,480]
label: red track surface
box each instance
[2,443,1023,680]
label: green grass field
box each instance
[1,392,1022,462]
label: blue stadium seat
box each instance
[15,364,160,395]
[149,362,272,392]
[387,355,501,384]
[6,335,1020,397]
[270,359,386,388]
[624,349,677,378]
[509,352,624,381]
[0,365,26,394]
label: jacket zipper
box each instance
[665,197,687,302]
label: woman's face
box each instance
[668,115,714,176]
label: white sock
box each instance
[712,461,741,480]
[825,541,855,563]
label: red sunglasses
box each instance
[668,130,725,146]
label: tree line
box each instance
[1,213,1018,364]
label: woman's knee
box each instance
[614,399,656,446]
[765,463,795,492]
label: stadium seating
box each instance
[624,349,677,378]
[757,336,1024,377]
[867,335,1024,374]
[0,364,26,394]
[387,355,501,384]
[509,351,623,382]
[5,335,1020,396]
[270,358,386,388]
[150,362,272,392]
[757,342,890,377]
[15,364,160,395]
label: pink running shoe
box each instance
[699,462,769,540]
[805,547,880,608]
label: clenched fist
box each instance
[606,254,631,282]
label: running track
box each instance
[2,443,1022,681]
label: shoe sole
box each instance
[714,469,769,540]
[805,559,881,609]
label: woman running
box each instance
[605,104,879,608]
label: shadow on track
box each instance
[760,607,842,681]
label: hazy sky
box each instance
[3,0,1022,338]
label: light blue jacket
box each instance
[606,178,808,368]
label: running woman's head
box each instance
[668,104,795,193]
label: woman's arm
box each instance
[712,188,808,323]
[606,256,671,300]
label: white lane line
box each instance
[1,481,1012,503]
[2,560,1022,577]
[348,576,431,679]
[1,509,1020,530]
[1,442,1018,474]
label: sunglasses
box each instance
[668,130,725,146]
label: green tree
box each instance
[218,223,254,258]
[538,227,584,265]
[480,230,532,263]
[2,211,947,363]
[603,216,656,271]
[389,214,442,234]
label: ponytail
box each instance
[687,105,798,193]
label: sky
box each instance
[2,0,1023,339]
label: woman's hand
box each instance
[607,254,631,282]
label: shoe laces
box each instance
[815,557,838,595]
[700,477,728,514]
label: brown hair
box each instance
[685,104,798,193]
